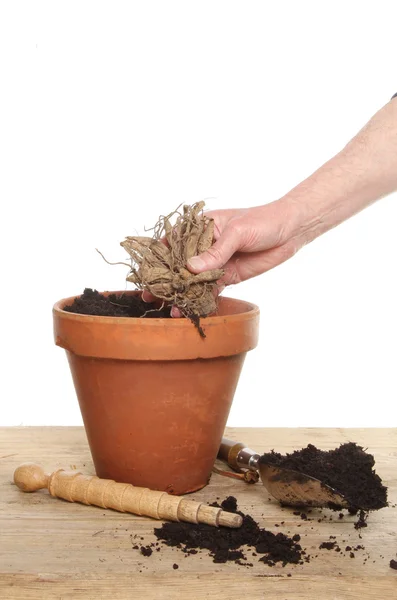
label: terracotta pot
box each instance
[53,291,259,494]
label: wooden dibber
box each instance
[13,463,242,528]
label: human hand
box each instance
[186,198,308,286]
[142,197,308,314]
[142,96,397,317]
[186,98,397,288]
[142,197,308,316]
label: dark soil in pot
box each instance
[63,288,171,318]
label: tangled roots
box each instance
[120,201,224,319]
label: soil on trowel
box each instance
[152,496,304,566]
[259,442,387,512]
[63,288,171,318]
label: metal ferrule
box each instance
[235,448,260,471]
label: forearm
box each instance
[286,97,397,245]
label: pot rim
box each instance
[53,290,260,360]
[53,290,259,326]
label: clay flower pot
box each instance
[53,291,259,495]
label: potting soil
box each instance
[152,496,304,566]
[132,496,394,570]
[63,288,171,318]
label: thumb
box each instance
[187,229,240,273]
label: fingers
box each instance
[171,305,183,318]
[218,242,300,286]
[142,290,157,303]
[187,224,241,273]
[141,291,183,318]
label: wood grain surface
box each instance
[1,426,396,599]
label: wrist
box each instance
[280,144,383,246]
[276,98,397,250]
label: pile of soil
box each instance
[259,442,387,511]
[152,496,304,566]
[63,288,171,318]
[132,496,395,570]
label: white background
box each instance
[1,1,396,427]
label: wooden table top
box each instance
[0,426,396,599]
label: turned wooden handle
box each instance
[13,463,242,529]
[217,438,247,471]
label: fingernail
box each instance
[188,255,205,271]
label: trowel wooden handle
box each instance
[218,438,259,475]
[13,463,242,529]
[218,438,247,471]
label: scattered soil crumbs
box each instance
[354,510,368,530]
[131,497,392,571]
[319,538,367,561]
[63,288,171,318]
[319,541,337,550]
[153,497,304,566]
[259,442,387,512]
